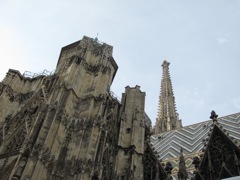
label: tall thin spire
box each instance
[154,60,182,134]
[178,148,188,179]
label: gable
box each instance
[150,112,240,179]
[195,123,240,179]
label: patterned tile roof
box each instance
[150,112,240,178]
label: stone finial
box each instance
[178,148,188,180]
[210,110,218,124]
[210,110,218,119]
[164,161,173,180]
[192,156,200,171]
[162,60,170,68]
[164,162,173,174]
[180,147,183,155]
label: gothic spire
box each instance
[154,60,182,134]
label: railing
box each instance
[23,69,55,78]
[109,90,121,103]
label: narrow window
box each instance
[126,128,131,133]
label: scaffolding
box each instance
[23,69,55,78]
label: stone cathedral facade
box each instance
[0,36,240,180]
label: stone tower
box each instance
[115,85,146,179]
[0,36,167,180]
[154,60,182,134]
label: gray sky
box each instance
[0,0,239,126]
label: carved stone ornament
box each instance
[210,110,218,120]
[13,157,27,179]
[40,147,51,165]
[93,115,101,127]
[164,162,173,174]
[81,59,111,75]
[192,156,201,170]
[103,46,113,57]
[79,37,92,50]
[0,83,33,103]
[31,142,43,157]
[4,127,27,153]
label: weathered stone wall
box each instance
[0,36,159,180]
[55,36,117,99]
[0,69,43,124]
[115,85,146,179]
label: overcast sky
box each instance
[0,0,239,126]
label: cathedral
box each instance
[0,36,239,180]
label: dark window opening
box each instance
[126,128,131,133]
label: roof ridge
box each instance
[153,112,240,135]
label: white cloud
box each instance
[216,38,228,44]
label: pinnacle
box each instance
[154,60,181,134]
